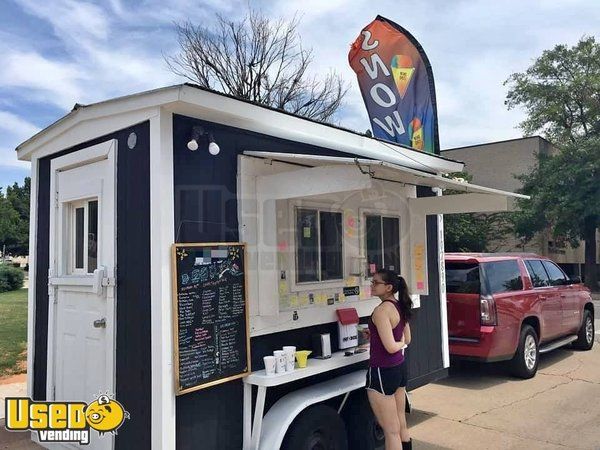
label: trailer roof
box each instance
[15,84,463,174]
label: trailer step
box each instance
[539,335,577,354]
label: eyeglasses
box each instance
[370,280,389,286]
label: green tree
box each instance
[5,177,30,255]
[505,36,600,290]
[0,189,20,257]
[512,140,599,289]
[443,172,517,252]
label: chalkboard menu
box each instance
[172,242,250,395]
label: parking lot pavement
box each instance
[408,342,600,449]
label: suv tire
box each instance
[573,310,594,351]
[510,324,539,379]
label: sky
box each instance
[1,0,599,190]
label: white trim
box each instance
[19,107,160,162]
[149,108,176,450]
[433,188,450,369]
[26,157,38,399]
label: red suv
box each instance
[445,253,595,378]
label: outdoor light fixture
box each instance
[187,126,220,155]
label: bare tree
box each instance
[166,10,348,123]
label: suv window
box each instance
[524,259,551,287]
[481,260,523,294]
[541,260,568,286]
[445,263,480,294]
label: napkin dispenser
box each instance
[311,333,332,359]
[336,307,359,350]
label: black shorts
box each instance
[365,363,407,395]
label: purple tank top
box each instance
[368,299,406,368]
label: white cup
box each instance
[273,350,287,373]
[283,346,296,372]
[263,356,276,376]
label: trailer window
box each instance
[70,199,99,274]
[445,263,480,294]
[365,215,400,274]
[296,209,343,282]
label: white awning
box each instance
[243,151,528,200]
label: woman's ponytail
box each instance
[375,269,413,321]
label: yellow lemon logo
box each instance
[85,395,130,435]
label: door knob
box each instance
[93,318,106,328]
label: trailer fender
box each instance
[259,370,366,450]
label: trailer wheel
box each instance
[282,404,348,450]
[341,390,385,450]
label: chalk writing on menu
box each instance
[173,244,249,393]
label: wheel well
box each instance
[584,302,594,318]
[522,316,540,338]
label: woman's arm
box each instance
[403,322,411,346]
[372,307,405,354]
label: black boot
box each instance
[402,438,412,450]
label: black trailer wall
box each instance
[173,114,447,449]
[32,122,152,450]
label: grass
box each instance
[0,288,28,378]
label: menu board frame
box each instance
[171,242,251,395]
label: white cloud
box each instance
[0,111,39,168]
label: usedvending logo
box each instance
[4,393,130,445]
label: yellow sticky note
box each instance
[346,277,358,287]
[299,294,309,307]
[279,295,289,309]
[290,294,298,307]
[279,280,288,296]
[361,286,372,299]
[316,293,327,305]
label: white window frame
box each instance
[68,198,99,275]
[288,200,346,292]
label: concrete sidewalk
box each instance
[408,335,600,449]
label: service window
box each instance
[296,208,343,283]
[445,263,481,294]
[481,260,523,293]
[365,215,400,274]
[541,260,568,286]
[524,259,551,288]
[70,199,98,274]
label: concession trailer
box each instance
[16,83,525,450]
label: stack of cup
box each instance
[273,350,287,374]
[283,346,296,372]
[263,347,298,376]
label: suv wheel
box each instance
[510,325,539,379]
[573,310,594,351]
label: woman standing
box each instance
[366,269,413,450]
